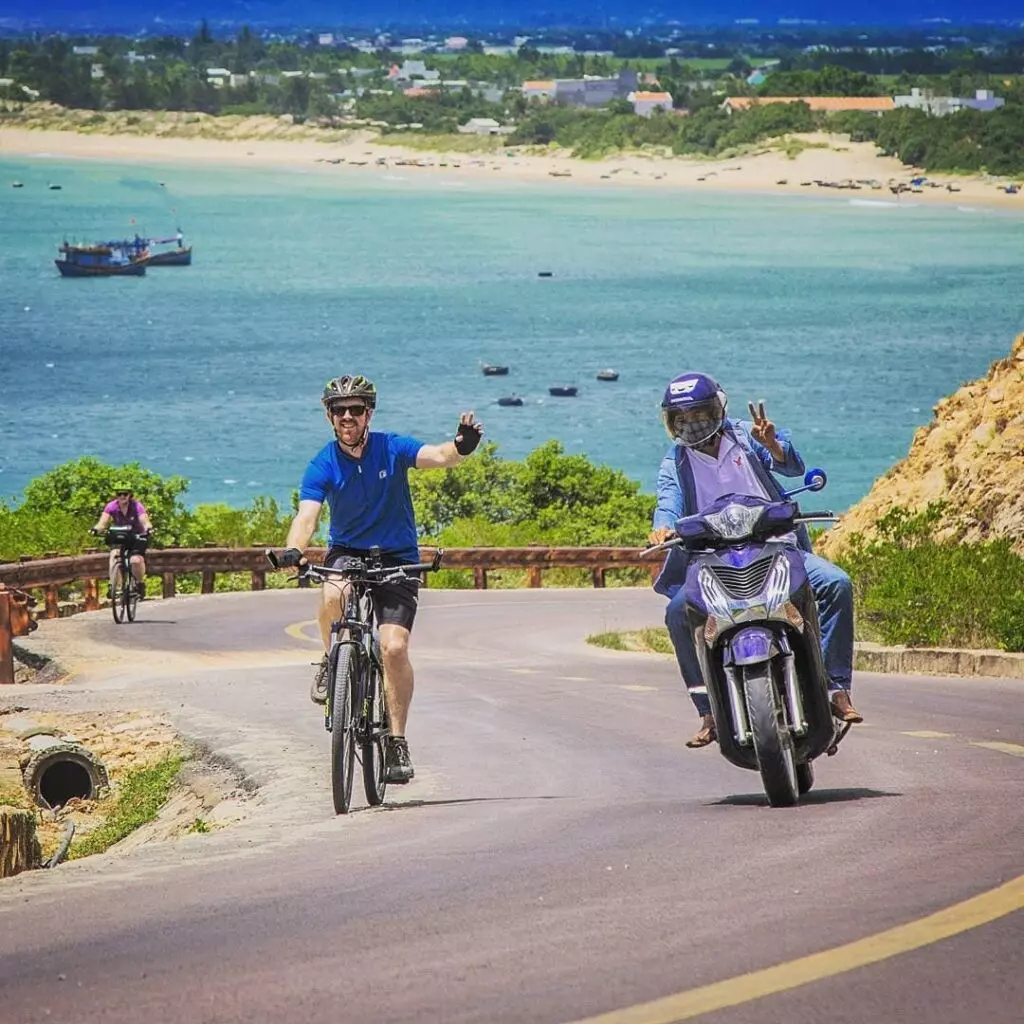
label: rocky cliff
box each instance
[821,332,1024,556]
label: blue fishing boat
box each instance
[55,242,147,277]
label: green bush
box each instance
[834,504,1024,651]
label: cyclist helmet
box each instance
[113,482,133,495]
[661,372,728,448]
[321,375,377,411]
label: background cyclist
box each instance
[91,484,153,599]
[277,375,483,785]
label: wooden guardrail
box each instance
[0,546,660,683]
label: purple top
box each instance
[104,498,148,530]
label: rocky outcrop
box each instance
[821,332,1024,555]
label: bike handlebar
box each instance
[265,547,445,582]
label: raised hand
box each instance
[454,411,484,455]
[748,400,783,458]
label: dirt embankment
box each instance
[821,332,1024,555]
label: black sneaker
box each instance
[310,654,329,705]
[384,736,414,784]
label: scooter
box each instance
[652,469,851,807]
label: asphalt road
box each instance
[2,588,1022,1024]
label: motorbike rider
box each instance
[649,372,862,749]
[275,374,483,785]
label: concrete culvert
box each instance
[23,743,109,810]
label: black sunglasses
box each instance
[115,490,132,497]
[330,403,368,418]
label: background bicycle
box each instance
[268,546,443,814]
[100,525,149,624]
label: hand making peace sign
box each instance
[748,400,785,460]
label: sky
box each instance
[1,2,1020,30]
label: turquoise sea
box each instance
[2,154,1023,514]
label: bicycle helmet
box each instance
[112,482,133,494]
[321,375,377,411]
[661,372,728,448]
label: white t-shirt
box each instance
[686,435,795,543]
[686,434,771,509]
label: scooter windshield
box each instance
[677,494,797,545]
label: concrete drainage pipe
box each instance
[22,741,109,810]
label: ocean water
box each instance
[2,155,1023,514]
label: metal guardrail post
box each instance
[251,570,266,591]
[162,574,176,599]
[592,567,606,588]
[473,568,488,590]
[201,571,215,594]
[528,567,542,588]
[0,591,13,686]
[44,586,59,619]
[84,578,99,612]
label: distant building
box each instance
[547,70,640,109]
[445,36,469,51]
[318,33,334,46]
[722,96,895,114]
[389,60,440,83]
[458,117,513,135]
[522,80,557,101]
[629,90,674,117]
[91,63,105,80]
[894,87,1005,115]
[72,45,99,56]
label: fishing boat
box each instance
[481,364,510,376]
[596,369,619,382]
[119,232,192,266]
[145,233,193,266]
[548,385,578,397]
[55,242,147,277]
[497,395,524,407]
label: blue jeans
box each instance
[664,552,854,718]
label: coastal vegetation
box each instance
[4,445,1023,650]
[5,27,1024,171]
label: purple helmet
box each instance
[661,372,728,448]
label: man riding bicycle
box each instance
[277,375,483,784]
[91,484,153,599]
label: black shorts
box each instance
[325,547,419,632]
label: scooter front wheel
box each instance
[743,661,799,808]
[796,761,814,795]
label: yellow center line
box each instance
[284,619,321,643]
[567,874,1024,1024]
[902,730,955,739]
[970,740,1024,758]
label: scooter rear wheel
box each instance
[796,761,814,795]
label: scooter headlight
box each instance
[763,555,791,611]
[703,503,763,541]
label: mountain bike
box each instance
[268,546,443,814]
[102,525,149,624]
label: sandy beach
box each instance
[2,123,1022,209]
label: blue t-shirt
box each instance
[299,433,425,563]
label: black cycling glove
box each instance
[454,420,482,456]
[278,547,305,568]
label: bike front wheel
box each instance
[329,643,358,815]
[111,568,126,624]
[361,648,388,807]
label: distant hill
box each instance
[821,332,1024,556]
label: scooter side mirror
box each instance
[783,468,828,500]
[804,468,827,492]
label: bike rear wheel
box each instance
[743,660,799,808]
[361,646,388,807]
[329,642,358,815]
